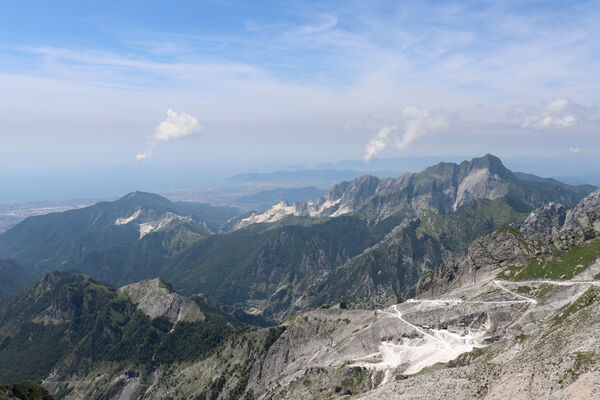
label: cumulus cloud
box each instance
[363,106,449,161]
[136,109,202,163]
[521,98,599,130]
[154,109,202,141]
[569,146,582,155]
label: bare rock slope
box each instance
[119,278,205,324]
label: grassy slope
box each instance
[502,240,600,281]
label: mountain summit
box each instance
[235,154,592,229]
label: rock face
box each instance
[118,278,204,324]
[562,189,600,239]
[521,202,566,238]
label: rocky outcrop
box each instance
[118,278,204,324]
[521,202,566,238]
[32,302,75,326]
[562,189,600,239]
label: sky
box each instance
[1,0,599,200]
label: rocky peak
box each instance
[463,153,512,179]
[118,278,204,324]
[233,155,593,230]
[321,175,380,205]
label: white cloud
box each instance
[135,150,154,161]
[154,109,202,141]
[569,146,582,154]
[521,98,599,130]
[136,109,202,162]
[363,126,395,161]
[363,106,449,161]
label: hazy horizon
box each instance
[2,153,600,203]
[1,1,599,201]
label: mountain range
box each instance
[1,155,600,398]
[0,155,595,321]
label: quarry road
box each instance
[407,279,600,309]
[355,278,600,378]
[381,305,448,346]
[492,280,538,304]
[495,279,600,287]
[406,279,538,306]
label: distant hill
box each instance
[0,192,240,274]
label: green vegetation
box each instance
[505,240,600,281]
[0,260,39,300]
[174,201,241,231]
[535,283,555,298]
[0,272,234,384]
[416,198,528,254]
[0,192,217,279]
[263,326,287,351]
[163,215,379,307]
[554,286,600,322]
[0,380,53,400]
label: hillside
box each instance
[0,260,38,300]
[1,188,596,399]
[0,272,245,388]
[153,156,595,319]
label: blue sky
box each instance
[0,0,599,199]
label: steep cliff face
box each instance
[418,190,600,298]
